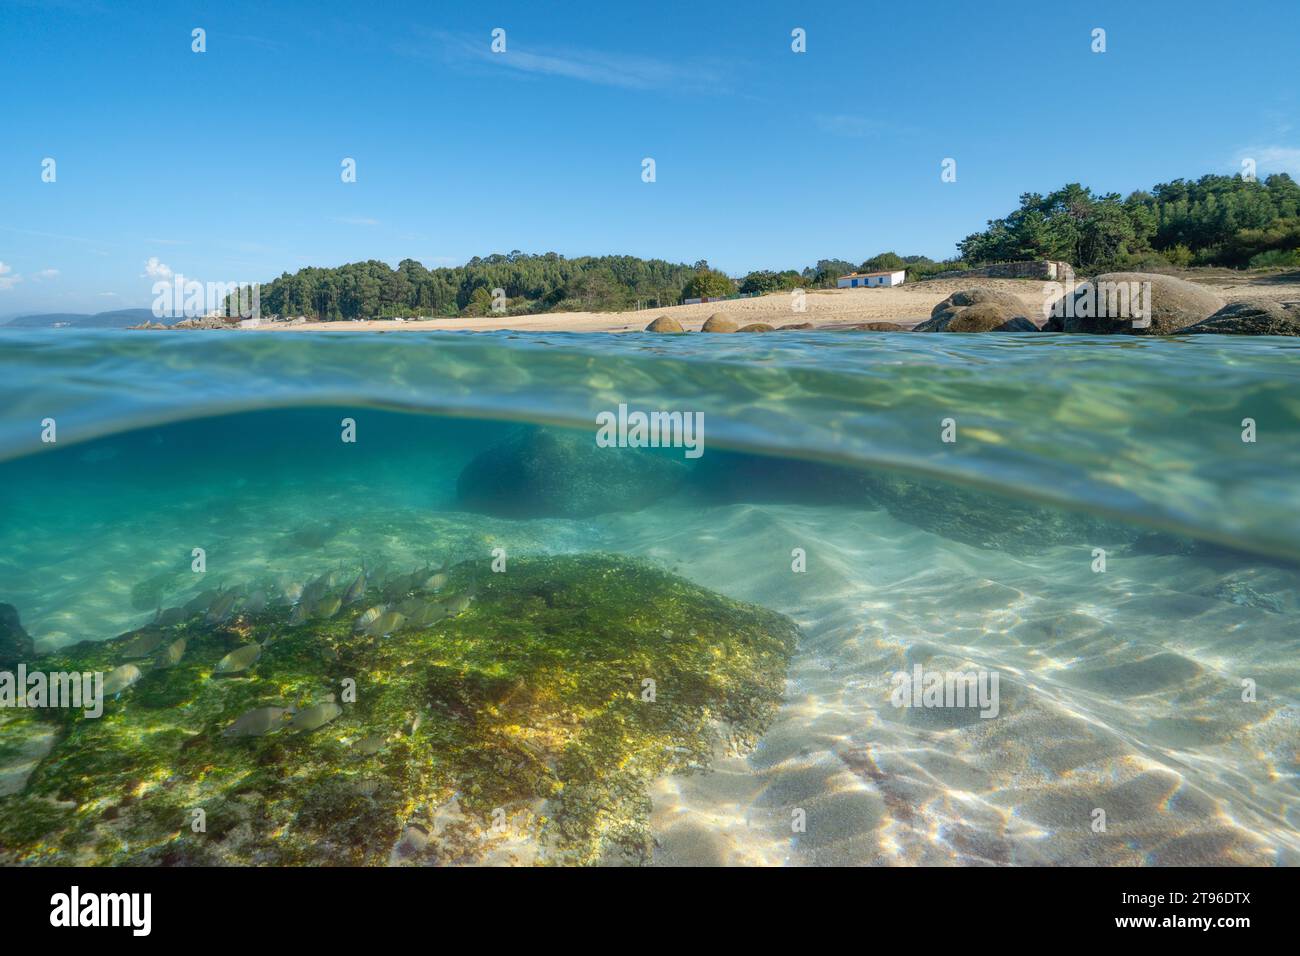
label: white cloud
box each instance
[1234,146,1300,177]
[143,256,173,279]
[33,268,59,281]
[0,262,20,291]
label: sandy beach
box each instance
[250,273,1300,334]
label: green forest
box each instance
[237,172,1300,321]
[957,173,1300,273]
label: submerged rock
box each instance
[847,321,911,332]
[0,604,33,666]
[457,426,689,519]
[0,555,797,866]
[735,323,774,332]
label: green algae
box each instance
[0,554,797,866]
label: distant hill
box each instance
[1,308,160,329]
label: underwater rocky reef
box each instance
[0,555,797,866]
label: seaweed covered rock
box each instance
[1045,272,1223,335]
[847,321,912,332]
[0,604,33,666]
[1184,299,1300,336]
[0,555,798,866]
[457,426,689,519]
[700,314,739,333]
[736,323,774,333]
[644,315,683,333]
[915,290,1038,332]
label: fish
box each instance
[422,571,448,592]
[353,606,384,634]
[103,664,143,696]
[213,643,262,675]
[310,594,343,620]
[365,610,405,638]
[343,568,367,605]
[155,637,187,668]
[352,734,387,755]
[184,589,219,617]
[222,706,293,738]
[288,700,342,733]
[299,573,331,608]
[441,593,472,616]
[205,589,239,625]
[120,630,164,659]
[243,589,268,614]
[288,601,308,626]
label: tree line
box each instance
[957,173,1300,272]
[235,171,1300,320]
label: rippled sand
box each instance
[4,451,1296,865]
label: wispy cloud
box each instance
[32,268,59,281]
[407,30,726,93]
[0,262,20,291]
[814,114,917,139]
[332,216,380,226]
[1234,145,1300,177]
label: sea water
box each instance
[0,329,1297,865]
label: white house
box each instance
[837,270,905,289]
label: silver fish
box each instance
[103,664,143,696]
[343,569,367,605]
[120,630,164,659]
[205,589,239,625]
[352,734,387,755]
[288,701,342,733]
[184,589,219,617]
[365,610,405,638]
[311,594,342,620]
[213,643,262,675]
[422,571,448,592]
[222,706,293,738]
[243,589,268,614]
[353,606,384,634]
[155,637,187,668]
[300,573,330,608]
[289,601,308,626]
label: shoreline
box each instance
[217,274,1296,334]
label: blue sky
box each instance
[1,0,1298,315]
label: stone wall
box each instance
[928,260,1072,281]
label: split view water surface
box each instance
[0,329,1296,865]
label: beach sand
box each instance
[253,274,1300,334]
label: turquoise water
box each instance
[1,329,1298,865]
